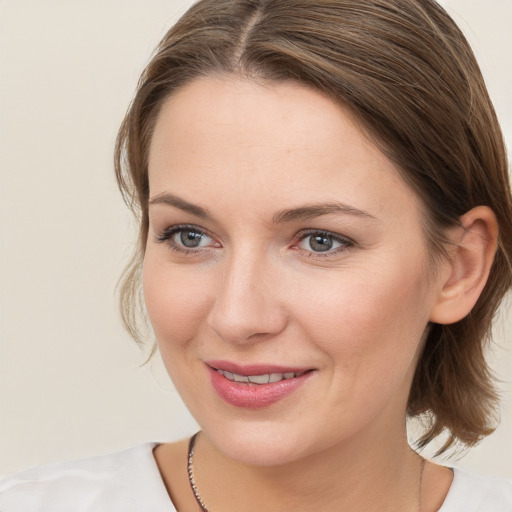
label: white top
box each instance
[1,443,511,511]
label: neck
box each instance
[192,425,423,512]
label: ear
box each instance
[429,206,498,325]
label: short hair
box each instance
[115,0,512,454]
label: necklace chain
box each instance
[187,432,425,512]
[187,432,210,512]
[417,456,426,512]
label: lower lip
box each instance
[207,366,313,409]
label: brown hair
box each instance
[115,0,512,453]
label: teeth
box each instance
[232,374,249,383]
[248,374,270,384]
[218,369,304,384]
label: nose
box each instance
[207,249,288,344]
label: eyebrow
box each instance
[272,203,376,223]
[149,192,215,221]
[149,192,376,223]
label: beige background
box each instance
[1,0,511,478]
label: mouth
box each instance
[205,361,315,408]
[214,368,310,384]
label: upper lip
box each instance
[206,360,314,375]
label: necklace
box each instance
[187,432,426,512]
[417,455,426,512]
[188,432,210,512]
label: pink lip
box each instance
[206,360,315,409]
[207,360,311,375]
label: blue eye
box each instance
[297,231,353,255]
[174,229,211,248]
[156,225,216,253]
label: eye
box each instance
[155,225,218,253]
[295,230,353,256]
[175,228,211,248]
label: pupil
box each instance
[309,235,332,252]
[180,230,202,248]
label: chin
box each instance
[202,419,321,467]
[219,439,302,467]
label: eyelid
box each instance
[295,228,354,243]
[156,224,205,241]
[292,229,355,257]
[155,224,220,253]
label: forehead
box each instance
[148,76,422,225]
[150,77,373,167]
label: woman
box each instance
[1,0,511,510]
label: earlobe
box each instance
[429,206,498,325]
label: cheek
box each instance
[142,253,212,351]
[295,261,430,380]
[296,265,431,431]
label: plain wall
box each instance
[1,0,511,478]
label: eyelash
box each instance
[294,229,355,258]
[155,224,217,255]
[155,225,355,258]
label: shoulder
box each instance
[0,443,175,512]
[439,467,512,512]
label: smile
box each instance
[215,369,308,384]
[206,362,315,408]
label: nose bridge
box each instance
[207,245,287,343]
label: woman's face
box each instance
[144,77,446,466]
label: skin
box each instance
[144,77,495,511]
